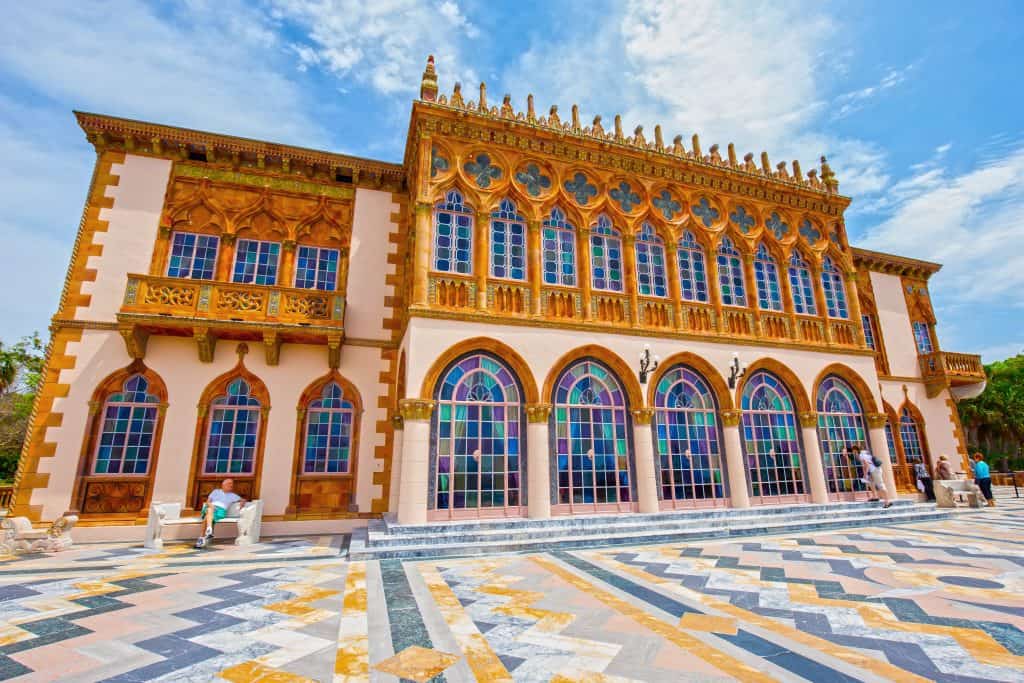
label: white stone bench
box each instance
[144,500,263,549]
[935,480,984,509]
[1,515,78,554]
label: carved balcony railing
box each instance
[721,308,755,337]
[0,484,13,511]
[638,296,674,329]
[487,281,531,316]
[429,274,476,309]
[829,320,860,348]
[591,292,631,324]
[679,302,717,334]
[919,351,986,397]
[759,312,792,341]
[796,315,827,345]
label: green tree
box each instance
[958,352,1024,471]
[0,334,45,482]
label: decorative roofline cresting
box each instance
[411,56,848,210]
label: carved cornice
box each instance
[398,398,435,421]
[852,247,941,279]
[525,403,552,423]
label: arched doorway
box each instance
[817,376,871,501]
[740,370,808,504]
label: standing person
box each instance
[196,478,244,548]
[914,461,935,501]
[972,452,995,507]
[854,444,892,508]
[935,455,954,481]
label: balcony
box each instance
[919,351,986,398]
[117,274,345,366]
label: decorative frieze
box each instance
[399,399,435,421]
[525,403,552,423]
[631,408,655,425]
[720,409,742,427]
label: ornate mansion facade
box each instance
[11,58,987,537]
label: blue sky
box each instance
[1,0,1021,361]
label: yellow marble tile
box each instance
[334,561,369,682]
[219,661,315,682]
[678,613,739,635]
[373,645,459,683]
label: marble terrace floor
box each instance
[0,495,1022,682]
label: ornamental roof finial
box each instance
[820,155,839,193]
[614,115,624,142]
[548,104,561,127]
[654,125,664,152]
[708,144,721,164]
[571,104,581,133]
[727,143,737,166]
[451,82,464,108]
[526,94,536,123]
[633,125,646,147]
[478,82,488,112]
[792,160,803,182]
[591,115,605,137]
[501,94,514,118]
[761,151,771,175]
[419,55,438,102]
[691,134,702,159]
[672,134,685,156]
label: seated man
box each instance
[195,478,244,548]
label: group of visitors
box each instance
[850,445,997,508]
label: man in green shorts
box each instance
[196,478,244,548]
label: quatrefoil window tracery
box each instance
[465,154,502,188]
[729,206,755,234]
[799,219,821,245]
[652,190,683,220]
[693,197,720,227]
[564,172,598,205]
[514,163,552,197]
[430,146,450,178]
[766,212,790,240]
[609,181,641,213]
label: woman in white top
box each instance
[854,444,892,508]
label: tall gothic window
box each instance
[741,371,805,501]
[433,354,524,517]
[553,360,632,509]
[885,420,898,464]
[433,189,473,275]
[677,231,709,303]
[817,377,869,499]
[294,245,339,291]
[167,231,219,280]
[912,321,934,354]
[899,407,927,470]
[653,366,724,506]
[590,215,624,292]
[233,239,281,286]
[821,256,849,318]
[635,222,668,297]
[542,207,577,287]
[862,314,876,349]
[490,198,526,280]
[303,382,355,474]
[716,237,746,306]
[93,375,159,475]
[203,379,260,475]
[753,243,783,311]
[788,250,817,315]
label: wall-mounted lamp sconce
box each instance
[638,344,659,384]
[727,352,746,389]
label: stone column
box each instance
[525,404,552,519]
[395,399,434,525]
[412,202,432,306]
[707,239,725,330]
[622,234,640,326]
[845,268,867,347]
[742,251,761,331]
[867,412,898,499]
[721,410,750,508]
[799,411,829,504]
[578,227,593,320]
[475,209,490,311]
[811,263,834,344]
[387,414,404,514]
[631,408,659,513]
[665,242,684,330]
[280,240,296,287]
[527,218,543,316]
[216,233,237,281]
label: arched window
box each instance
[816,377,869,500]
[635,222,668,297]
[590,215,624,292]
[788,251,817,315]
[753,243,783,311]
[433,353,524,518]
[884,421,898,465]
[93,375,159,475]
[542,207,577,287]
[553,359,632,511]
[654,366,725,507]
[433,189,473,275]
[490,198,526,280]
[741,371,805,502]
[203,378,260,475]
[821,256,849,318]
[716,237,746,306]
[677,231,709,303]
[899,407,927,473]
[303,382,355,474]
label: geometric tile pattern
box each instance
[0,495,1020,681]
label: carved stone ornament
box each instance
[720,409,742,427]
[631,407,655,425]
[798,411,819,429]
[391,413,405,430]
[398,398,435,421]
[525,403,552,423]
[865,412,888,429]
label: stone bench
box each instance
[934,480,984,509]
[1,515,78,554]
[144,500,263,549]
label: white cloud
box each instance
[833,63,916,120]
[270,0,481,95]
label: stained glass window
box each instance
[741,371,805,500]
[753,243,783,311]
[203,378,260,475]
[716,237,746,307]
[885,421,898,464]
[542,207,577,287]
[93,375,159,475]
[912,321,934,354]
[635,222,668,297]
[553,360,631,506]
[899,408,926,468]
[654,366,724,504]
[167,231,219,280]
[816,377,868,497]
[590,215,624,292]
[862,314,876,350]
[303,383,354,474]
[489,198,526,280]
[821,256,849,318]
[434,189,473,275]
[434,354,523,513]
[677,231,709,303]
[788,251,817,315]
[294,245,339,291]
[232,239,280,286]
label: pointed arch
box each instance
[634,220,669,297]
[420,337,539,404]
[541,204,580,288]
[896,398,931,480]
[740,368,809,503]
[676,229,710,303]
[753,241,783,311]
[787,247,818,316]
[543,345,643,411]
[70,360,169,516]
[821,253,850,318]
[816,375,871,500]
[811,363,879,414]
[715,233,748,307]
[589,213,625,292]
[432,187,475,275]
[647,352,733,410]
[736,358,811,415]
[234,190,288,241]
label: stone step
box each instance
[365,502,933,548]
[378,499,917,537]
[348,505,950,561]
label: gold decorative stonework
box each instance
[525,403,552,423]
[631,407,655,425]
[720,409,742,427]
[798,411,819,428]
[391,413,405,430]
[866,412,888,429]
[399,398,435,421]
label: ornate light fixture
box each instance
[727,352,746,389]
[638,344,660,384]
